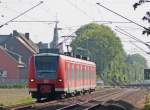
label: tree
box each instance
[133,0,150,35]
[71,23,148,84]
[71,23,127,84]
[125,54,147,83]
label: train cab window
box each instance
[35,55,58,79]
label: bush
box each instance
[145,95,150,110]
[145,103,150,110]
[0,83,27,88]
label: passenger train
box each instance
[28,50,96,101]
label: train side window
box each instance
[85,66,86,79]
[72,64,74,80]
[91,67,92,79]
[65,63,67,80]
[80,66,82,80]
[84,66,85,79]
[89,66,91,80]
[82,66,84,79]
[78,65,80,80]
[87,66,89,80]
[77,65,79,80]
[67,63,70,80]
[84,66,86,79]
[84,66,87,79]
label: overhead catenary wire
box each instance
[114,28,150,56]
[115,29,145,44]
[0,1,44,28]
[115,26,146,44]
[115,29,150,49]
[56,31,76,48]
[0,1,50,25]
[115,26,150,48]
[94,21,132,24]
[65,0,95,21]
[96,3,150,32]
[11,20,57,23]
[56,20,138,47]
[130,41,150,55]
[114,26,143,30]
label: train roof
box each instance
[35,53,96,66]
[60,54,96,66]
[35,53,59,57]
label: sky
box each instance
[0,0,150,65]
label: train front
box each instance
[28,53,64,101]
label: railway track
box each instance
[56,89,128,110]
[5,88,114,110]
[5,88,144,110]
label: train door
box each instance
[76,64,79,91]
[79,65,83,90]
[72,63,75,92]
[94,67,96,87]
[82,65,85,90]
[86,66,89,89]
[74,63,77,91]
[66,62,71,93]
[89,66,92,89]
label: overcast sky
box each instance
[0,0,150,65]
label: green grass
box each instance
[0,89,34,107]
[0,83,27,88]
[15,96,34,105]
[145,103,150,110]
[145,95,150,110]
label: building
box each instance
[0,46,24,82]
[37,41,49,49]
[0,30,39,82]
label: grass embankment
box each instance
[144,92,150,110]
[0,83,26,88]
[0,88,34,107]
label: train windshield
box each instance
[35,56,58,79]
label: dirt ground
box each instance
[0,88,33,107]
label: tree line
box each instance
[71,23,147,85]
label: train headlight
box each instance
[58,79,63,82]
[30,79,34,82]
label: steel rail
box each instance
[56,89,124,110]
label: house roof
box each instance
[0,35,11,44]
[0,30,39,54]
[13,31,39,53]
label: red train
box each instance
[28,52,96,101]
